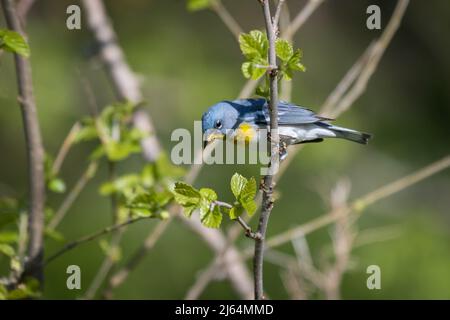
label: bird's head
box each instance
[202,101,239,147]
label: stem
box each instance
[1,0,46,282]
[254,0,281,300]
[44,215,158,266]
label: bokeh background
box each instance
[0,0,449,299]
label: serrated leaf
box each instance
[240,177,257,216]
[276,39,293,62]
[201,204,222,228]
[187,0,212,11]
[0,29,30,57]
[199,188,217,202]
[239,30,268,60]
[231,173,247,199]
[48,178,66,193]
[288,49,306,72]
[173,182,201,215]
[241,62,252,79]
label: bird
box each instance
[202,98,372,160]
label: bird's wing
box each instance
[259,101,331,125]
[231,99,331,126]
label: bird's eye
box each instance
[215,120,222,129]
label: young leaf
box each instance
[201,204,222,228]
[173,182,202,217]
[187,0,212,11]
[239,30,268,60]
[231,173,248,199]
[276,39,294,62]
[239,177,257,216]
[48,178,66,194]
[0,29,30,57]
[288,49,306,72]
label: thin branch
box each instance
[81,0,161,162]
[1,0,46,283]
[48,162,98,230]
[254,0,280,300]
[328,0,410,118]
[249,154,450,256]
[44,215,160,266]
[273,0,286,33]
[282,0,324,40]
[52,122,82,175]
[16,0,36,21]
[210,0,243,40]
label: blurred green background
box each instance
[0,0,449,299]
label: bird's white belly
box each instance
[278,125,336,143]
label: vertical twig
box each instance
[254,0,281,300]
[1,0,46,283]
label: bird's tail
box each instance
[326,125,372,144]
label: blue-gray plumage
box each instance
[202,99,371,158]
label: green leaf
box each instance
[276,39,293,62]
[99,174,141,196]
[201,204,222,228]
[187,0,212,11]
[130,207,153,218]
[199,188,217,202]
[182,204,197,218]
[73,125,98,143]
[239,30,268,60]
[0,231,18,244]
[48,178,66,193]
[241,59,267,80]
[288,49,306,72]
[105,141,141,162]
[231,173,248,199]
[229,205,244,220]
[0,29,30,57]
[240,177,257,216]
[173,182,202,217]
[0,243,15,257]
[173,182,201,205]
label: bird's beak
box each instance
[203,129,225,149]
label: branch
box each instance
[248,154,450,256]
[44,215,159,266]
[81,0,161,162]
[210,0,243,40]
[325,0,410,118]
[1,0,46,283]
[52,122,82,175]
[253,0,280,300]
[282,0,324,40]
[16,0,36,21]
[48,162,98,230]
